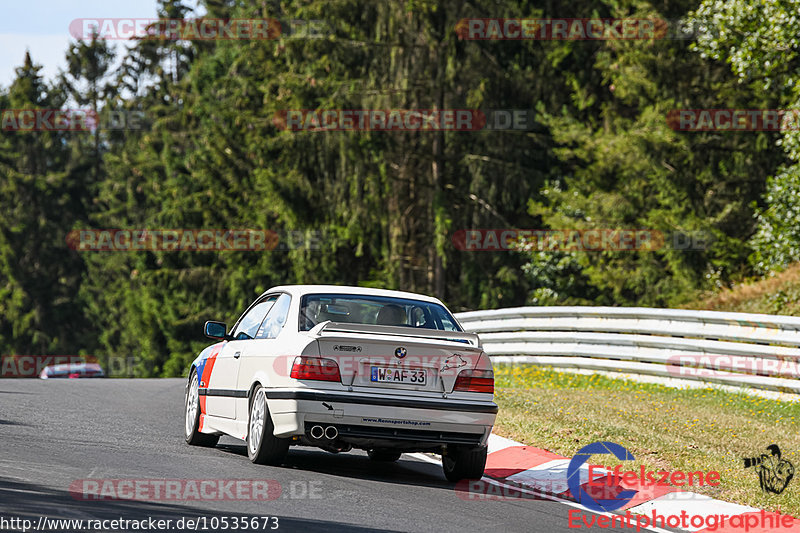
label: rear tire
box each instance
[442,446,487,482]
[367,449,402,462]
[247,386,289,465]
[184,370,220,447]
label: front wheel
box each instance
[185,370,220,447]
[442,446,487,482]
[247,386,289,465]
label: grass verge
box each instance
[684,262,800,315]
[493,364,799,515]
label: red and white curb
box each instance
[468,434,798,532]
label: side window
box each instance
[232,296,277,340]
[256,293,292,339]
[434,307,459,331]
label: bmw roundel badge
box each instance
[394,347,407,359]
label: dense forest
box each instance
[1,0,798,376]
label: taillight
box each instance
[290,357,341,382]
[453,369,494,393]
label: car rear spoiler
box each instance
[309,321,481,347]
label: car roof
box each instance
[261,285,445,305]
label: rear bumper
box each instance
[266,389,498,413]
[265,388,496,447]
[305,422,484,447]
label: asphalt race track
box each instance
[0,379,633,532]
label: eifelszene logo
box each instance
[568,441,720,513]
[743,444,795,494]
[567,441,637,512]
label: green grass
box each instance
[684,262,800,316]
[493,365,800,515]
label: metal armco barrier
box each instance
[454,307,800,394]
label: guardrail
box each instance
[453,307,800,394]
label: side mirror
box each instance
[204,321,230,340]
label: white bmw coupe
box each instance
[184,285,497,481]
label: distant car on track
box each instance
[40,362,105,378]
[184,285,497,481]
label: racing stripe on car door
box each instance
[198,343,223,413]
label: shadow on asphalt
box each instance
[0,419,28,426]
[215,442,454,490]
[0,477,400,532]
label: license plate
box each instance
[370,366,427,385]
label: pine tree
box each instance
[0,53,90,353]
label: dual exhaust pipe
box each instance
[309,425,338,440]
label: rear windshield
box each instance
[299,294,462,332]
